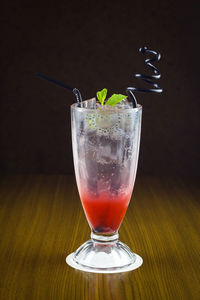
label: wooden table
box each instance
[0,175,199,299]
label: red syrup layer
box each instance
[80,189,132,234]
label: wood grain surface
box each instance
[0,175,199,300]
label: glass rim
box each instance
[71,98,142,113]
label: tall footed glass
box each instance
[66,98,143,273]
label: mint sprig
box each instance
[105,94,127,106]
[96,88,127,106]
[96,88,107,105]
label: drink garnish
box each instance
[96,88,107,105]
[105,94,127,106]
[96,88,127,106]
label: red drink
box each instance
[67,99,143,273]
[80,186,132,233]
[72,101,141,235]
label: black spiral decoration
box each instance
[126,46,163,108]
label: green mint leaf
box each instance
[96,88,107,105]
[105,94,127,106]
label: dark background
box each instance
[0,0,199,176]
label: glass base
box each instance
[66,232,143,274]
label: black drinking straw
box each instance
[126,46,163,108]
[36,73,83,106]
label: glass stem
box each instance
[91,231,119,243]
